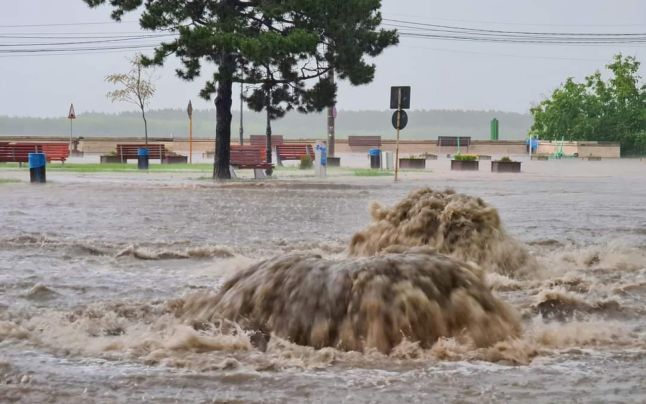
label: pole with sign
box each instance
[187,100,193,164]
[390,86,410,182]
[67,103,76,153]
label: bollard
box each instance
[28,153,46,183]
[314,141,327,177]
[137,147,149,170]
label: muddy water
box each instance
[1,160,646,402]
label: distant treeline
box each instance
[0,108,532,140]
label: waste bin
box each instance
[137,147,149,170]
[28,152,46,183]
[369,148,381,169]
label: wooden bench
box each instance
[437,136,471,148]
[249,135,284,147]
[348,136,381,151]
[230,145,273,178]
[116,144,166,163]
[0,143,41,166]
[40,143,70,163]
[275,144,314,164]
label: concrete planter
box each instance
[399,158,426,169]
[100,155,122,164]
[326,156,341,167]
[451,160,479,171]
[491,161,521,173]
[163,155,188,164]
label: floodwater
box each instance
[1,158,646,403]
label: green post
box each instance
[490,118,499,141]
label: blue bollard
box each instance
[137,147,149,170]
[28,153,46,183]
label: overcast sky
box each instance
[0,0,645,117]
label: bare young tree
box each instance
[105,54,156,144]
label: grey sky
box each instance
[0,0,645,117]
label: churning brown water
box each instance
[349,188,535,276]
[176,249,520,353]
[1,159,646,402]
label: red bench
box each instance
[116,144,166,163]
[348,136,381,151]
[230,145,273,178]
[249,135,284,147]
[0,143,69,165]
[40,143,70,163]
[0,143,41,166]
[275,144,314,164]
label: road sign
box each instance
[187,100,193,118]
[392,110,408,130]
[390,86,411,109]
[68,103,76,120]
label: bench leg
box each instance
[253,168,267,179]
[229,165,238,179]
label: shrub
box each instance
[453,154,478,161]
[498,156,513,162]
[299,154,313,169]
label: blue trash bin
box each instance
[137,147,149,170]
[28,152,46,183]
[368,148,381,169]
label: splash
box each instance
[349,188,534,276]
[175,248,521,354]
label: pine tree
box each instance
[83,0,397,177]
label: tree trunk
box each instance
[142,108,148,145]
[213,54,235,180]
[327,69,335,157]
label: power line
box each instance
[0,47,159,58]
[0,20,138,29]
[0,44,160,54]
[383,13,646,29]
[383,18,646,45]
[398,31,646,45]
[384,18,646,36]
[0,33,172,39]
[0,35,176,48]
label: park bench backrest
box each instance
[116,144,166,161]
[348,136,382,148]
[275,144,314,161]
[249,135,284,147]
[230,145,269,167]
[437,136,471,147]
[40,143,70,162]
[0,143,41,163]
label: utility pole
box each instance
[187,100,193,163]
[327,69,335,157]
[239,80,244,145]
[67,103,76,153]
[394,89,401,182]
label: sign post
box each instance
[187,100,193,164]
[67,103,76,153]
[390,86,411,182]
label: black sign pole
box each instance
[395,89,402,182]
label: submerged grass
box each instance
[353,169,394,177]
[0,178,20,184]
[0,163,213,172]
